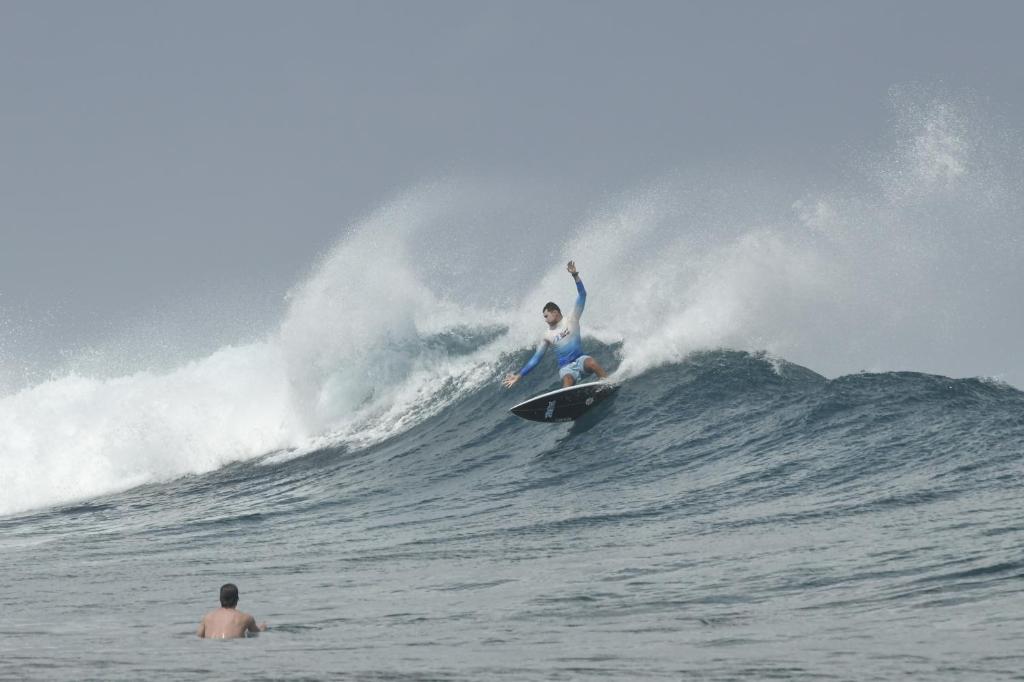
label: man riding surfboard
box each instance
[503,260,608,389]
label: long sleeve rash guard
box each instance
[518,277,587,377]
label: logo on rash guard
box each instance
[554,328,571,342]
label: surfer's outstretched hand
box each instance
[503,373,520,388]
[566,260,577,276]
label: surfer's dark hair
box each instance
[220,583,239,608]
[543,302,560,314]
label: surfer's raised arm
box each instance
[567,260,585,320]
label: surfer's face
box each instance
[543,308,562,326]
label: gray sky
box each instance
[3,1,1024,382]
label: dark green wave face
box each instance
[3,347,1022,680]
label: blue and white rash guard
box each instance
[518,277,587,376]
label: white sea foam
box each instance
[0,343,297,516]
[547,89,1024,384]
[0,189,515,514]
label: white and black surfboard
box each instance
[509,380,617,423]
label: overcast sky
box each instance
[3,1,1024,380]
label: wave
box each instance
[5,345,1023,523]
[3,87,1023,516]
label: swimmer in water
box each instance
[197,583,267,639]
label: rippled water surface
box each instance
[2,352,1022,680]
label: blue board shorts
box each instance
[558,355,593,383]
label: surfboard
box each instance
[509,380,617,422]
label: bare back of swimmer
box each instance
[197,583,267,639]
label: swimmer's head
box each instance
[220,583,239,608]
[542,302,562,325]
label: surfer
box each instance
[196,583,268,639]
[503,260,608,389]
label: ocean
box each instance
[1,346,1022,680]
[2,94,1023,679]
